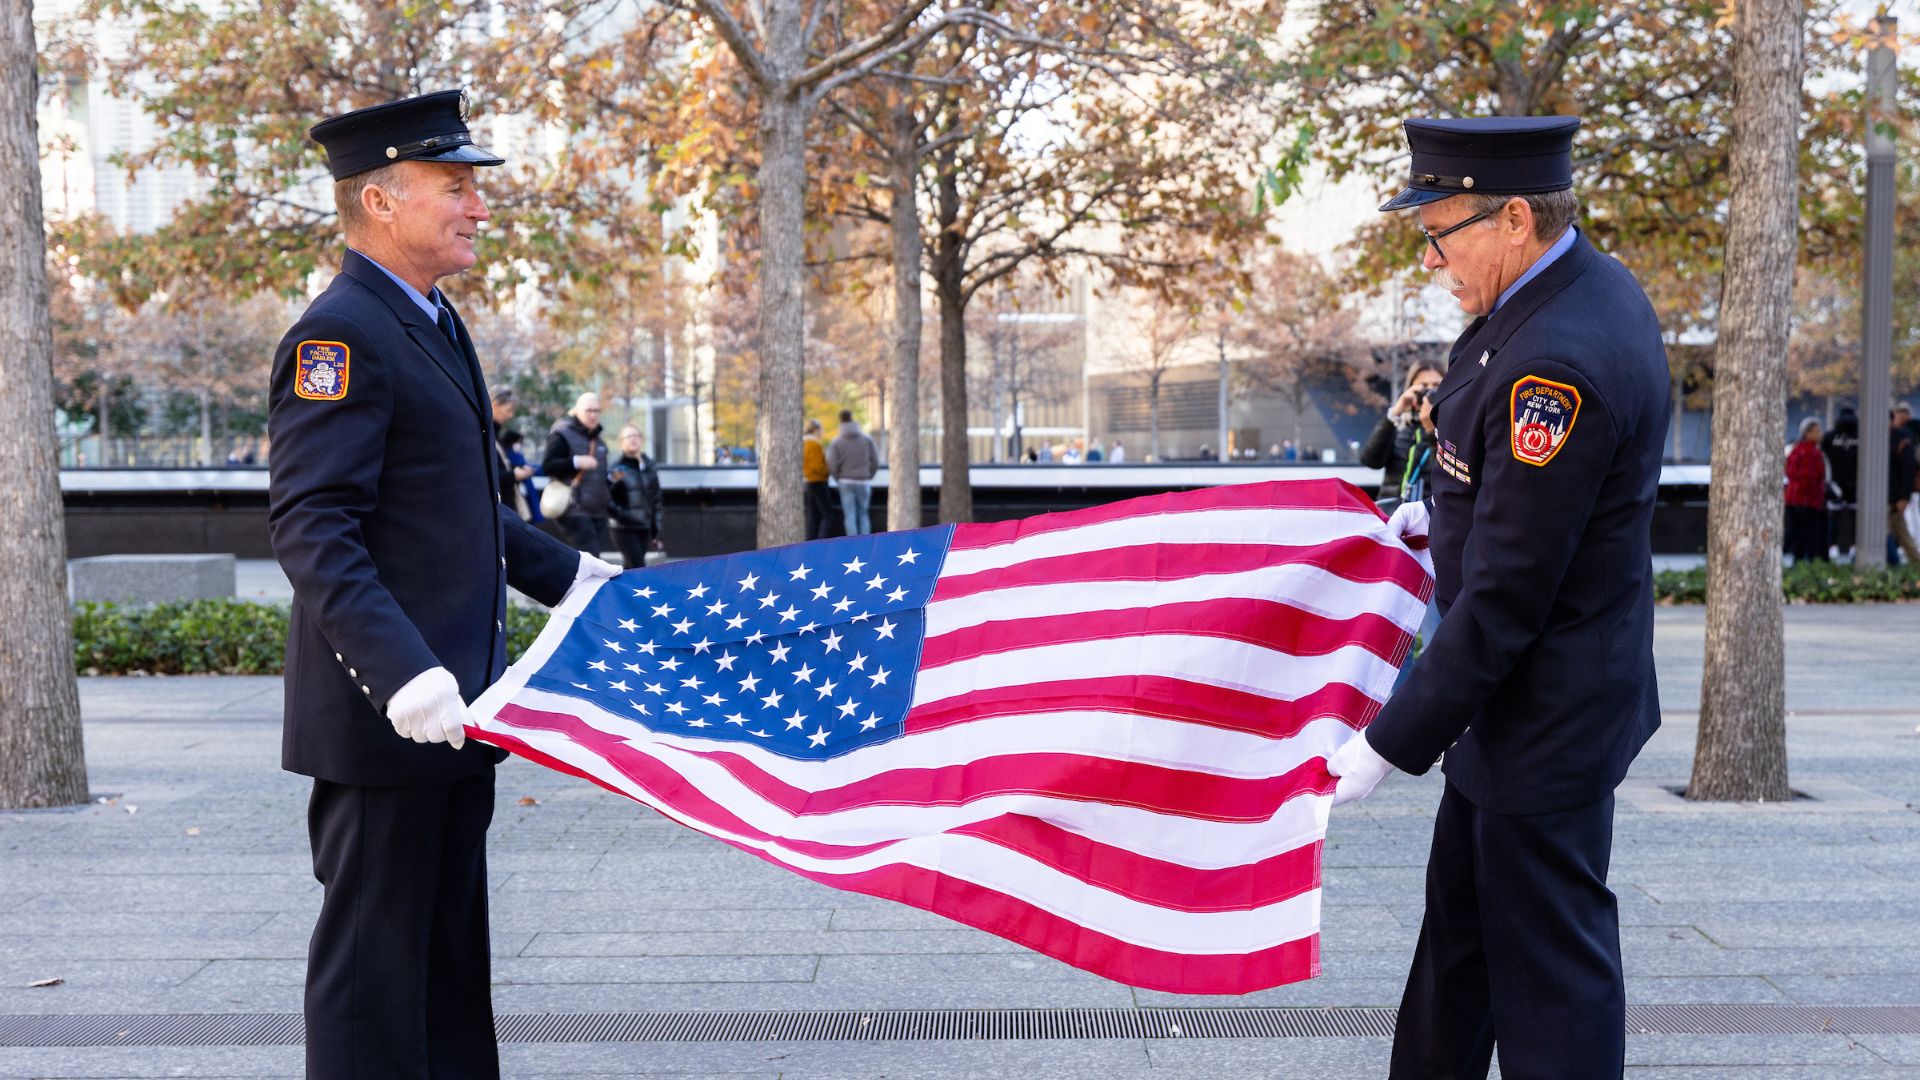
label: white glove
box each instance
[1387,498,1430,543]
[574,551,622,583]
[386,666,469,750]
[1386,499,1434,577]
[1326,731,1396,807]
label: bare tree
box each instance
[120,294,285,465]
[686,0,973,546]
[1689,0,1802,802]
[969,284,1078,461]
[1234,248,1370,451]
[1121,293,1203,463]
[0,0,88,807]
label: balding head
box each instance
[572,393,602,426]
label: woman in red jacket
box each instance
[1784,417,1829,563]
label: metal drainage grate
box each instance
[2,1005,1917,1048]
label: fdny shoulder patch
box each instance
[1510,374,1580,466]
[295,341,350,401]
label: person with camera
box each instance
[1360,357,1446,510]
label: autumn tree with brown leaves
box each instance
[2,0,88,808]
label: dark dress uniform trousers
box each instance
[306,772,499,1078]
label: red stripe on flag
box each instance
[951,815,1323,913]
[478,707,1325,913]
[932,537,1428,603]
[919,598,1414,669]
[668,744,1336,823]
[792,862,1321,994]
[478,722,1322,993]
[905,675,1383,741]
[480,706,891,860]
[947,479,1382,552]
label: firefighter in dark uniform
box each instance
[269,89,620,1078]
[1325,117,1671,1079]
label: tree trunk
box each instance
[886,100,922,532]
[753,88,809,548]
[198,388,213,466]
[98,379,111,466]
[934,164,972,521]
[0,0,89,808]
[1148,373,1162,462]
[1690,0,1801,802]
[1216,325,1230,461]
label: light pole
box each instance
[1856,13,1896,566]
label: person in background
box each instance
[1086,441,1104,463]
[1361,358,1446,512]
[1783,417,1828,564]
[1900,402,1920,549]
[500,430,541,523]
[608,424,664,568]
[1890,408,1920,566]
[803,418,834,539]
[491,387,533,520]
[1108,439,1126,464]
[1822,406,1859,560]
[827,408,879,535]
[542,392,612,555]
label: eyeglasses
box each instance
[1422,209,1495,261]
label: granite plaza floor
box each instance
[1,603,1917,1077]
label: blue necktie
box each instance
[435,303,459,349]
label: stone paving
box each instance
[0,604,1917,1077]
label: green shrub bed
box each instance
[1654,561,1920,604]
[69,564,1918,674]
[74,599,551,676]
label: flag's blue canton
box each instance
[526,527,955,760]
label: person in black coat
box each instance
[270,90,620,1079]
[1822,406,1860,557]
[1327,117,1671,1080]
[608,424,665,568]
[541,393,613,555]
[1360,357,1445,509]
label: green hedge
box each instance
[73,599,551,676]
[1654,562,1920,604]
[70,563,1919,674]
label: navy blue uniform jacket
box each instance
[1366,232,1671,815]
[268,251,580,787]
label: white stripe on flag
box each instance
[911,636,1400,709]
[483,694,1332,869]
[924,562,1428,638]
[483,712,1324,954]
[939,506,1384,577]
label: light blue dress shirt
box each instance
[1492,226,1577,313]
[350,249,445,322]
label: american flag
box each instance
[467,479,1431,994]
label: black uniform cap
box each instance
[1379,116,1580,212]
[309,89,504,182]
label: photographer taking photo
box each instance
[1361,357,1446,511]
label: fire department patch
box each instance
[1510,374,1580,466]
[295,341,350,401]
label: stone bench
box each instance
[68,554,237,605]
